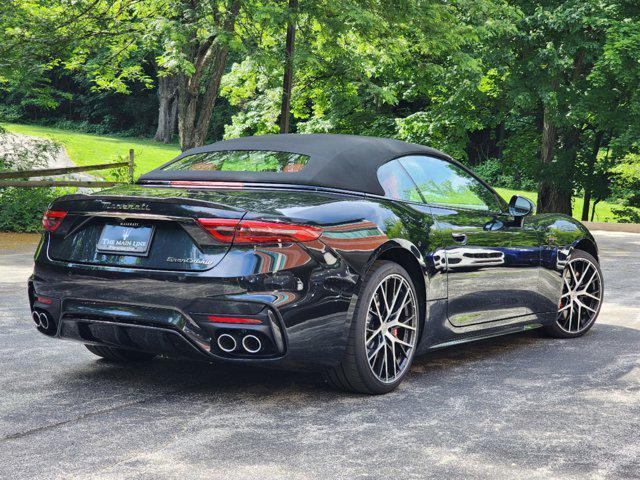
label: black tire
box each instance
[324,260,420,394]
[543,249,603,339]
[84,344,157,362]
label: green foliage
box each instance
[0,1,160,104]
[611,207,640,224]
[0,128,66,232]
[1,0,639,222]
[0,187,58,232]
[611,155,640,208]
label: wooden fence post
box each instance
[128,149,135,183]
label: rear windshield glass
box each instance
[162,150,310,173]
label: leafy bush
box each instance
[0,104,23,123]
[0,187,60,232]
[612,206,640,224]
[0,131,67,232]
[35,119,152,138]
[610,155,640,223]
[45,119,114,135]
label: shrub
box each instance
[612,206,640,224]
[0,187,61,232]
[0,131,68,232]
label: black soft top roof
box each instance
[139,134,450,196]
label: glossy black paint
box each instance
[30,179,598,371]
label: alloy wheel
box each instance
[365,274,418,383]
[556,257,602,334]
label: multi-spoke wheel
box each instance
[365,274,417,383]
[324,261,420,394]
[545,249,603,338]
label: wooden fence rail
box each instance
[0,180,122,188]
[0,149,135,188]
[0,161,129,180]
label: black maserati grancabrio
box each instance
[30,134,603,394]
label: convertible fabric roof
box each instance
[139,134,450,196]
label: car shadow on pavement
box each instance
[62,322,639,399]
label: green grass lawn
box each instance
[3,123,180,177]
[1,122,628,222]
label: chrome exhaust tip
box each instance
[32,311,41,327]
[217,333,237,353]
[39,312,50,330]
[242,334,261,354]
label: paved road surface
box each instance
[1,231,638,479]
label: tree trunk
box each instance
[538,182,572,214]
[279,0,298,134]
[581,190,591,222]
[537,105,573,214]
[178,0,240,151]
[154,75,179,143]
[581,131,603,221]
[591,200,599,221]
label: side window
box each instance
[399,155,501,212]
[376,159,423,202]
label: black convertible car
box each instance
[30,134,603,394]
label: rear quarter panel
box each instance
[529,213,599,314]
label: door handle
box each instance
[451,233,467,245]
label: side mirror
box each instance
[509,195,535,217]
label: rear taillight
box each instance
[196,218,241,243]
[42,210,67,232]
[207,315,262,325]
[196,218,322,244]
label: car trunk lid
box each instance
[46,186,248,272]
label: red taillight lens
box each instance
[233,220,322,244]
[42,210,67,232]
[207,315,262,325]
[196,218,242,243]
[196,218,322,244]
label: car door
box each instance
[398,155,541,326]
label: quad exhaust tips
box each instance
[216,333,262,354]
[32,310,50,330]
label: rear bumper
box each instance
[59,317,210,360]
[29,242,359,370]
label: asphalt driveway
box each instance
[1,231,639,479]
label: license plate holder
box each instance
[96,223,155,256]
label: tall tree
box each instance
[155,0,242,150]
[278,0,298,133]
[509,0,640,214]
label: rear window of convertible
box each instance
[162,150,310,173]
